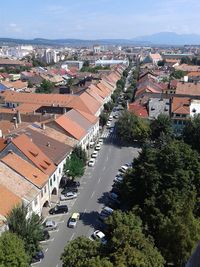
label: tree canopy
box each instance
[119,140,200,266]
[150,114,173,140]
[0,232,29,267]
[6,205,43,259]
[116,111,150,143]
[183,114,200,153]
[64,154,85,179]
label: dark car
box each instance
[32,251,44,263]
[49,204,68,215]
[64,179,80,188]
[39,230,50,241]
[61,187,78,195]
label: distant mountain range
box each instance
[0,32,200,46]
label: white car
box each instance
[91,151,98,158]
[88,158,95,166]
[98,138,104,144]
[92,230,107,244]
[43,220,58,231]
[106,121,111,127]
[95,144,101,151]
[119,165,129,173]
[68,213,80,228]
[60,191,77,201]
[108,115,113,121]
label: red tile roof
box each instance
[0,185,21,217]
[55,115,86,140]
[171,97,190,114]
[1,152,48,188]
[128,102,148,118]
[12,134,56,175]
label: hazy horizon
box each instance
[1,0,200,39]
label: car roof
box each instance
[96,231,105,238]
[103,207,113,212]
[90,158,95,162]
[45,220,55,226]
[71,213,79,219]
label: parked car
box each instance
[32,251,44,263]
[106,121,111,127]
[60,191,77,201]
[108,115,113,121]
[64,179,80,188]
[49,204,68,215]
[99,207,113,221]
[43,220,58,231]
[91,151,98,158]
[88,158,95,166]
[92,230,107,244]
[114,175,124,184]
[114,114,119,119]
[68,213,80,228]
[109,192,120,203]
[119,165,129,173]
[39,230,50,241]
[95,144,101,151]
[98,138,104,144]
[61,187,78,195]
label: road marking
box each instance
[31,260,41,266]
[45,248,48,253]
[70,233,75,241]
[90,191,95,199]
[57,220,64,224]
[49,229,59,233]
[84,208,87,213]
[98,177,101,184]
[39,237,54,243]
[103,166,106,171]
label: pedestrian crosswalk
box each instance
[101,130,118,142]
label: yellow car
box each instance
[68,213,80,228]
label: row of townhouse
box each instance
[0,65,126,232]
[128,69,200,133]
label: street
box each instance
[34,81,139,267]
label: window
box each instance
[50,179,52,187]
[53,174,56,182]
[44,186,47,193]
[59,168,61,174]
[34,197,38,207]
[41,190,43,198]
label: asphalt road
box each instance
[34,115,140,267]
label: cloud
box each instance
[8,23,22,33]
[46,5,65,15]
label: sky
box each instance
[0,0,200,39]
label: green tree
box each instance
[106,211,165,267]
[71,146,87,165]
[180,57,191,64]
[64,154,85,179]
[104,101,114,112]
[6,205,43,259]
[61,236,100,267]
[83,60,90,67]
[150,114,173,140]
[36,79,54,94]
[157,60,165,67]
[183,114,200,153]
[119,140,200,266]
[171,70,186,79]
[116,111,150,143]
[0,232,29,267]
[100,112,109,126]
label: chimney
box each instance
[13,117,18,129]
[0,130,2,138]
[17,110,22,124]
[41,123,46,130]
[63,108,67,114]
[47,142,50,147]
[53,114,57,120]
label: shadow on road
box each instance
[97,192,109,205]
[80,211,99,229]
